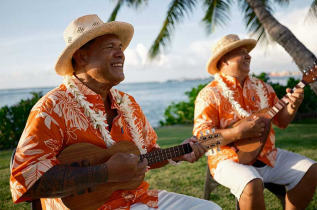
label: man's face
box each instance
[84,34,125,86]
[225,47,251,74]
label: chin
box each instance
[113,75,125,86]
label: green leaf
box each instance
[148,0,198,59]
[201,0,233,34]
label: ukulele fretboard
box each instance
[267,81,306,118]
[140,143,192,165]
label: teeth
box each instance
[112,63,123,67]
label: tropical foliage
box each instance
[0,92,43,149]
[160,74,317,126]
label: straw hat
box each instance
[206,34,257,75]
[55,14,134,76]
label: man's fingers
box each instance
[198,142,209,152]
[190,142,200,159]
[129,153,140,164]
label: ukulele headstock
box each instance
[198,129,223,153]
[302,63,317,84]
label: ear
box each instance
[217,57,227,70]
[222,56,229,65]
[72,49,89,67]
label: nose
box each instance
[114,48,124,58]
[245,53,251,60]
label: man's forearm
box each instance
[210,127,240,145]
[274,104,298,128]
[22,163,108,198]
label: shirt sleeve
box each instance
[10,94,65,203]
[193,87,219,138]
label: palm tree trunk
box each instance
[246,0,317,94]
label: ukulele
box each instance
[229,64,317,165]
[57,132,223,210]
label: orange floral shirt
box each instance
[10,77,159,210]
[193,73,279,176]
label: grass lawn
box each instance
[1,123,316,209]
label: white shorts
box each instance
[130,190,221,210]
[213,148,316,200]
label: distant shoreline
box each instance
[0,74,302,91]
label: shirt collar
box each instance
[219,73,250,89]
[73,75,98,96]
[72,75,120,109]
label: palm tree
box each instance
[109,0,317,93]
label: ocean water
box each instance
[0,76,299,128]
[0,79,211,128]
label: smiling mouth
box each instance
[112,63,123,67]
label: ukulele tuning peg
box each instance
[303,69,307,73]
[200,131,203,136]
[206,130,210,134]
[211,149,214,154]
[217,146,221,152]
[211,128,216,134]
[313,78,316,81]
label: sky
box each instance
[0,0,316,89]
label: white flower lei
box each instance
[63,75,147,154]
[214,73,269,119]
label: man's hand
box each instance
[173,136,208,163]
[105,152,148,183]
[286,88,304,110]
[236,116,266,139]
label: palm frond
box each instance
[306,0,317,22]
[108,0,148,21]
[125,0,148,8]
[272,0,290,7]
[108,0,124,21]
[239,0,273,47]
[148,0,198,59]
[201,0,233,34]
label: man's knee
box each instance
[241,178,264,198]
[305,163,317,185]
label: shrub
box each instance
[160,83,207,126]
[0,92,43,149]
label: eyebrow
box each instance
[103,42,122,47]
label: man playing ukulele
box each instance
[193,34,316,209]
[10,15,221,210]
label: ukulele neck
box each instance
[267,80,306,118]
[140,143,192,166]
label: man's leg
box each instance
[258,149,316,210]
[285,163,317,210]
[239,178,265,210]
[213,160,265,210]
[130,190,221,210]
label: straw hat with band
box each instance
[55,14,134,76]
[206,34,257,75]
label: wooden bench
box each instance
[203,164,286,209]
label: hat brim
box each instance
[55,21,134,76]
[206,39,257,75]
